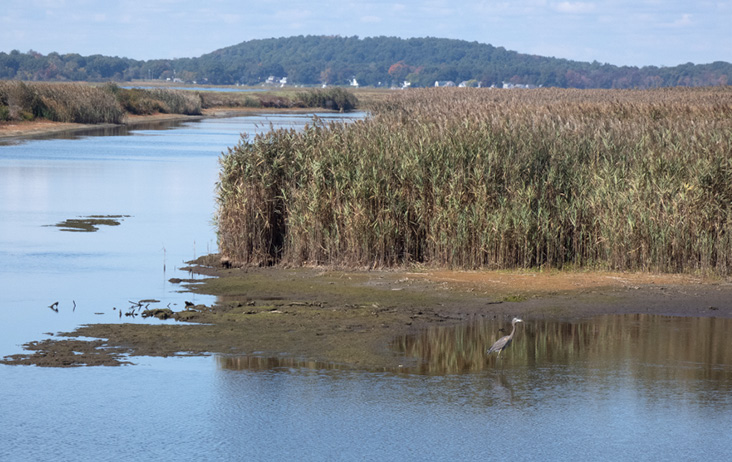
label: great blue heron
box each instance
[487,317,523,359]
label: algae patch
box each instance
[48,215,131,232]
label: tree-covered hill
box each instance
[1,36,730,89]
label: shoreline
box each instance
[0,107,343,142]
[2,260,730,369]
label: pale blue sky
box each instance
[1,0,730,67]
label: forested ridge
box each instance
[1,35,730,89]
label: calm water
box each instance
[1,116,731,461]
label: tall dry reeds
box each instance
[105,84,202,115]
[198,87,358,111]
[0,81,124,123]
[216,87,732,274]
[0,81,205,123]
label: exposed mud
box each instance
[2,256,731,369]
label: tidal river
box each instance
[1,114,731,461]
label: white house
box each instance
[502,81,538,89]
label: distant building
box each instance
[263,76,288,87]
[502,81,539,89]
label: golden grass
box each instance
[0,81,124,123]
[218,86,732,274]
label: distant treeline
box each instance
[1,36,731,89]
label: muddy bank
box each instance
[3,257,731,368]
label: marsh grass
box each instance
[198,87,359,111]
[295,87,358,111]
[198,91,264,109]
[104,84,202,115]
[0,81,207,123]
[218,87,731,274]
[0,81,124,123]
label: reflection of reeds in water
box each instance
[215,315,732,403]
[217,355,350,372]
[394,315,732,380]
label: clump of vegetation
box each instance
[198,91,263,109]
[295,88,359,111]
[0,80,124,123]
[104,83,202,115]
[0,81,205,123]
[48,215,130,232]
[198,87,359,111]
[216,87,732,275]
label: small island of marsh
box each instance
[48,215,130,232]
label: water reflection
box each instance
[217,355,351,372]
[394,314,732,378]
[216,315,732,412]
[0,118,193,145]
[216,314,732,384]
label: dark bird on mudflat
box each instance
[487,317,523,359]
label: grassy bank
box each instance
[0,81,359,124]
[0,81,125,123]
[198,86,358,111]
[217,87,732,275]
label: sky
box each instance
[1,0,731,67]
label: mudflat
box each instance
[3,255,730,368]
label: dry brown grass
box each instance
[0,81,124,123]
[216,87,732,274]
